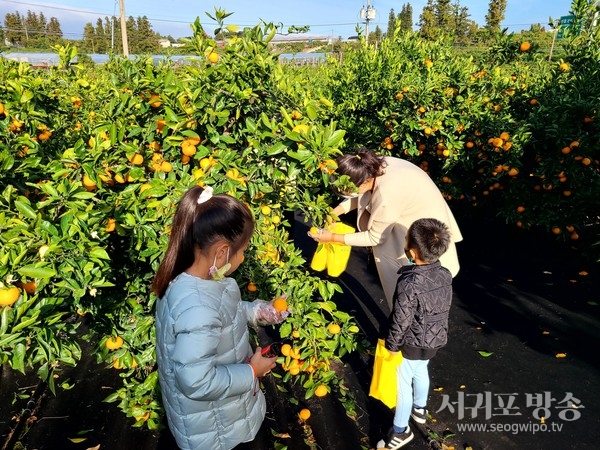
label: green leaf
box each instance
[477,351,494,357]
[324,130,346,149]
[89,247,110,260]
[14,200,37,220]
[20,90,34,103]
[17,265,56,279]
[306,104,318,121]
[71,191,96,200]
[12,342,26,374]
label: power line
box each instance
[1,1,561,36]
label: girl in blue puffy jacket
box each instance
[152,185,287,450]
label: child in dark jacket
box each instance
[377,218,453,450]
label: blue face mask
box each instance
[404,248,415,265]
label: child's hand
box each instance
[249,347,277,377]
[255,295,290,325]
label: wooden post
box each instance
[119,0,129,57]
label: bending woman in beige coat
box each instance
[309,148,462,309]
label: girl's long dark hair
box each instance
[335,147,387,189]
[152,186,254,298]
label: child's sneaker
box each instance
[411,407,427,424]
[376,427,414,449]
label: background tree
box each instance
[25,10,46,47]
[452,1,476,44]
[386,8,396,38]
[485,0,507,34]
[95,18,109,54]
[419,0,437,39]
[398,3,414,33]
[435,0,453,31]
[371,25,383,45]
[82,22,96,53]
[135,16,159,54]
[4,12,24,46]
[46,17,62,46]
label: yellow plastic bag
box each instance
[309,222,355,277]
[369,339,403,409]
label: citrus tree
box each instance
[0,11,360,431]
[315,0,598,253]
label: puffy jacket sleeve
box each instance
[241,299,264,328]
[171,299,254,401]
[385,278,417,352]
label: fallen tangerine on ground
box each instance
[106,336,125,350]
[299,408,311,420]
[314,384,328,397]
[136,412,151,422]
[273,297,288,312]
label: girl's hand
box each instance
[255,296,290,325]
[249,347,277,377]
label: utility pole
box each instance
[331,28,334,53]
[359,0,376,45]
[111,0,116,51]
[119,0,129,56]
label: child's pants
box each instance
[393,359,430,428]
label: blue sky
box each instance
[1,0,574,40]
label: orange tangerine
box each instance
[273,297,288,312]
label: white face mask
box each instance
[340,192,359,199]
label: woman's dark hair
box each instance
[406,218,451,264]
[334,148,387,194]
[152,186,255,298]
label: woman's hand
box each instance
[308,228,335,243]
[249,347,277,377]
